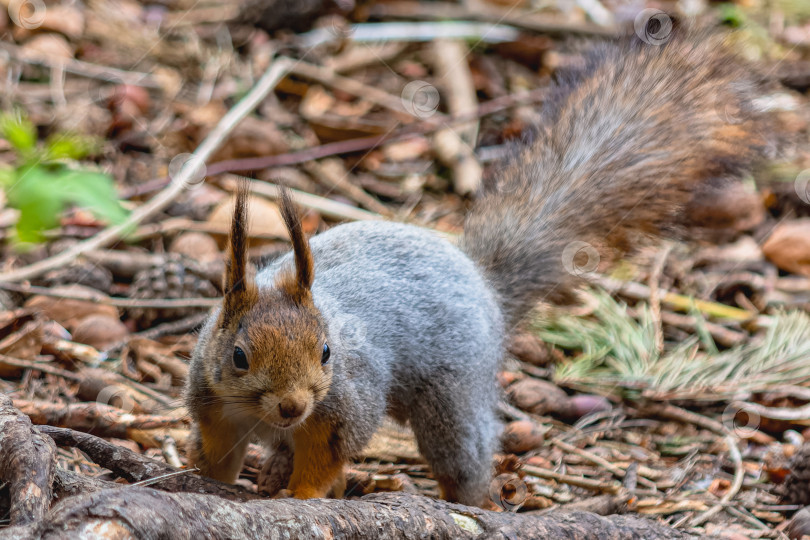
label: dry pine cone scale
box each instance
[128,255,218,328]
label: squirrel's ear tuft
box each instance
[277,187,314,299]
[220,182,258,328]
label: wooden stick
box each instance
[522,464,622,494]
[591,275,757,322]
[0,42,161,88]
[0,56,293,283]
[0,282,220,309]
[219,176,383,222]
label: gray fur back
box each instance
[256,221,503,454]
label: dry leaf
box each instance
[207,194,289,244]
[72,314,129,351]
[169,232,221,264]
[25,285,119,331]
[762,219,810,277]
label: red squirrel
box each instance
[185,28,774,506]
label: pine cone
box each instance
[781,443,810,506]
[128,256,218,328]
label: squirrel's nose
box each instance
[278,398,306,419]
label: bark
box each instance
[53,468,119,500]
[0,394,56,526]
[0,488,704,540]
[16,399,184,438]
[38,425,260,502]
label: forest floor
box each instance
[0,0,809,538]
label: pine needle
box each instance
[533,289,810,400]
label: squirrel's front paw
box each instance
[273,489,294,499]
[278,487,322,499]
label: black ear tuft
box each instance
[220,181,257,328]
[278,187,314,292]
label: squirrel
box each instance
[185,28,773,507]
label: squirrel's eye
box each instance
[233,347,249,370]
[321,343,330,365]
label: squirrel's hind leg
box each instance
[408,382,499,507]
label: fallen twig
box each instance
[522,464,622,494]
[0,394,56,526]
[431,39,482,195]
[38,425,259,502]
[636,403,744,527]
[220,176,383,222]
[0,41,161,88]
[1,488,698,539]
[16,399,185,437]
[0,282,219,309]
[0,354,81,381]
[0,56,293,283]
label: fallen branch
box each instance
[16,399,185,437]
[0,395,56,527]
[0,56,293,283]
[220,176,383,222]
[53,468,119,501]
[1,488,699,539]
[38,426,259,502]
[121,87,548,201]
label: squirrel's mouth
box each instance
[270,420,298,429]
[261,413,309,430]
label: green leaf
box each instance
[5,166,66,243]
[0,167,15,188]
[0,112,37,154]
[5,165,129,244]
[45,133,100,161]
[59,170,129,225]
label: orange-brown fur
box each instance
[189,185,337,495]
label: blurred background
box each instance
[0,0,809,532]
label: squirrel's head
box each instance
[205,184,331,430]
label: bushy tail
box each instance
[461,29,774,329]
